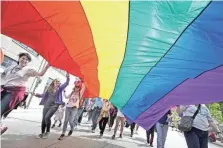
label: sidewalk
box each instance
[2,108,223,148]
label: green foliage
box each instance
[209,103,223,124]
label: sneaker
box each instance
[51,124,55,128]
[36,133,44,139]
[99,133,103,138]
[130,134,133,137]
[92,130,95,133]
[68,130,73,136]
[119,134,122,138]
[1,126,8,135]
[42,132,50,139]
[58,123,62,127]
[150,143,153,147]
[112,135,115,140]
[58,134,65,140]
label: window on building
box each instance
[43,78,54,93]
[12,39,39,57]
[1,55,17,68]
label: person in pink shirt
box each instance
[58,81,85,140]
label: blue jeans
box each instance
[1,90,12,117]
[62,107,77,134]
[73,108,84,127]
[156,122,169,148]
[88,109,93,121]
[184,127,208,148]
[42,105,58,133]
[91,107,101,130]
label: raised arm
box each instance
[80,83,86,98]
[59,73,70,91]
[36,64,50,77]
[27,64,50,77]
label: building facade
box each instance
[1,34,76,108]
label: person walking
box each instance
[91,97,103,133]
[108,104,117,131]
[177,104,223,148]
[34,73,69,139]
[156,110,171,148]
[98,99,110,138]
[58,81,85,140]
[112,110,125,139]
[146,125,155,147]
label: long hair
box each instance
[47,79,59,93]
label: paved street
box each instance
[1,108,223,148]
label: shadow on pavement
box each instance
[2,133,125,148]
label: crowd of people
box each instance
[1,52,223,148]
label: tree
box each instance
[209,103,223,124]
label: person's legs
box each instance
[195,128,208,148]
[62,107,71,134]
[113,117,120,138]
[52,120,57,128]
[120,117,125,136]
[156,123,163,148]
[150,126,155,145]
[78,109,84,124]
[146,130,150,144]
[44,106,58,133]
[100,117,109,135]
[69,108,78,132]
[91,109,97,130]
[1,91,12,117]
[99,117,103,131]
[73,108,80,127]
[184,128,200,148]
[92,108,101,131]
[110,116,115,128]
[41,107,49,134]
[130,123,136,137]
[161,124,169,147]
[36,107,49,138]
[88,110,93,121]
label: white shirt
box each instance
[65,92,80,108]
[1,65,38,87]
[182,104,213,131]
[117,110,125,117]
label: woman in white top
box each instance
[58,81,85,140]
[177,104,223,148]
[112,110,125,139]
[1,53,49,134]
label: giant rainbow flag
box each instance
[1,1,223,129]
